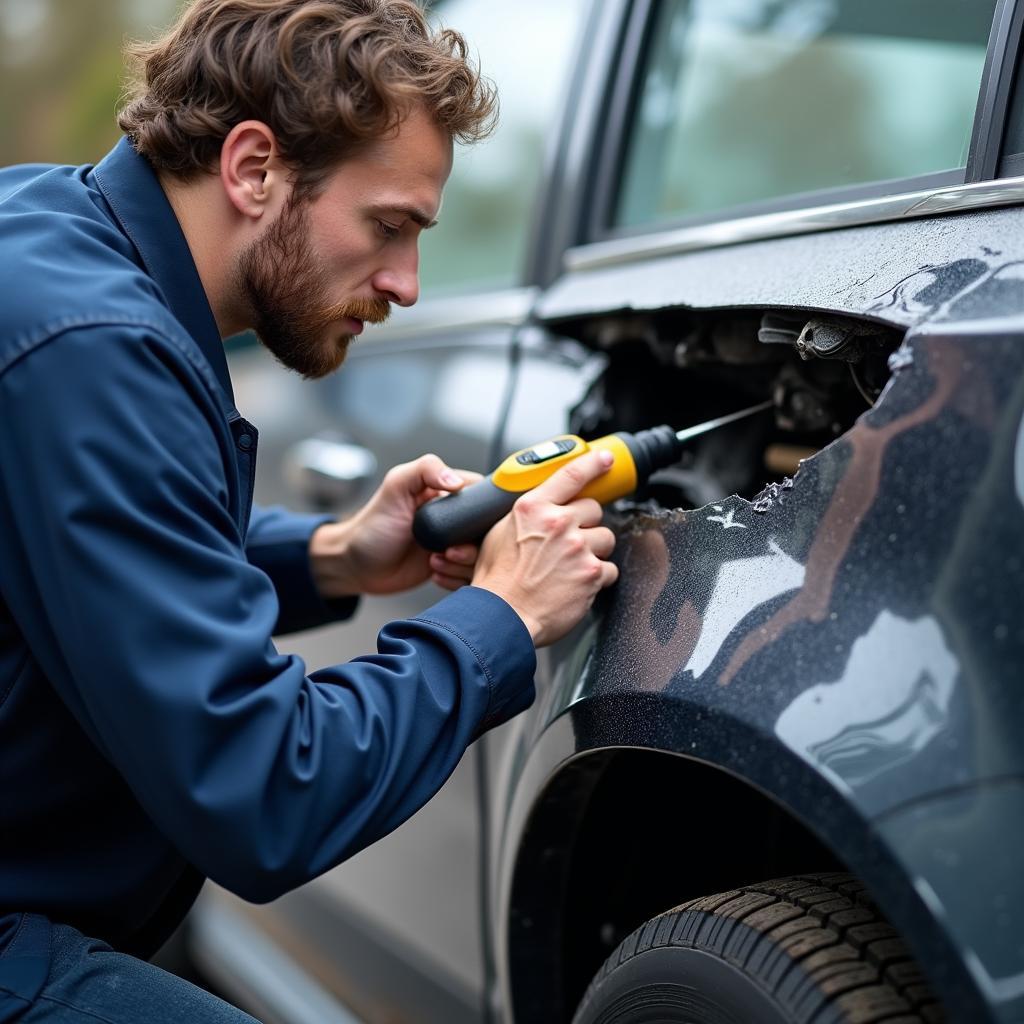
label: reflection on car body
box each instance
[777,610,958,789]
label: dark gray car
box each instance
[190,1,1024,1021]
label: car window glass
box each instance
[616,0,997,229]
[418,0,585,295]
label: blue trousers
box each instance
[0,917,259,1024]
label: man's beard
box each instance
[236,198,390,379]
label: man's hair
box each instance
[118,0,496,190]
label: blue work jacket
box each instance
[0,138,535,1014]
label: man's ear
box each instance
[219,121,288,221]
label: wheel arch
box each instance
[498,692,993,1024]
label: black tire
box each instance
[572,873,944,1024]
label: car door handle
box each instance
[284,437,377,509]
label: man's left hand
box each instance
[309,454,483,598]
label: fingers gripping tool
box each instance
[412,401,773,552]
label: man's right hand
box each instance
[471,449,619,648]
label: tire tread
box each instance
[573,873,945,1024]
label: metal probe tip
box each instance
[674,400,774,444]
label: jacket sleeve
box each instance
[0,324,536,902]
[245,504,360,635]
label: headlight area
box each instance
[562,308,903,512]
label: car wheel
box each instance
[571,873,944,1024]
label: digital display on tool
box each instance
[412,401,773,552]
[519,439,573,463]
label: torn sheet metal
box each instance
[573,326,1024,820]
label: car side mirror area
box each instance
[283,436,377,512]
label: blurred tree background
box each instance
[0,0,581,294]
[0,0,179,166]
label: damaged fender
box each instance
[496,315,1024,1022]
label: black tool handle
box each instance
[413,477,519,552]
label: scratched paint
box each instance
[750,476,795,514]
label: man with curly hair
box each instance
[0,2,618,1020]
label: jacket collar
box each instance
[92,137,234,405]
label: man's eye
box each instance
[376,220,400,239]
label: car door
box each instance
[204,3,592,1022]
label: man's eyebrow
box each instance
[377,204,438,229]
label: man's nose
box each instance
[371,252,419,307]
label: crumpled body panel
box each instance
[586,325,1024,816]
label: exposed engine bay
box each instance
[562,308,903,510]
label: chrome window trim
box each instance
[564,177,1024,273]
[363,288,537,345]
